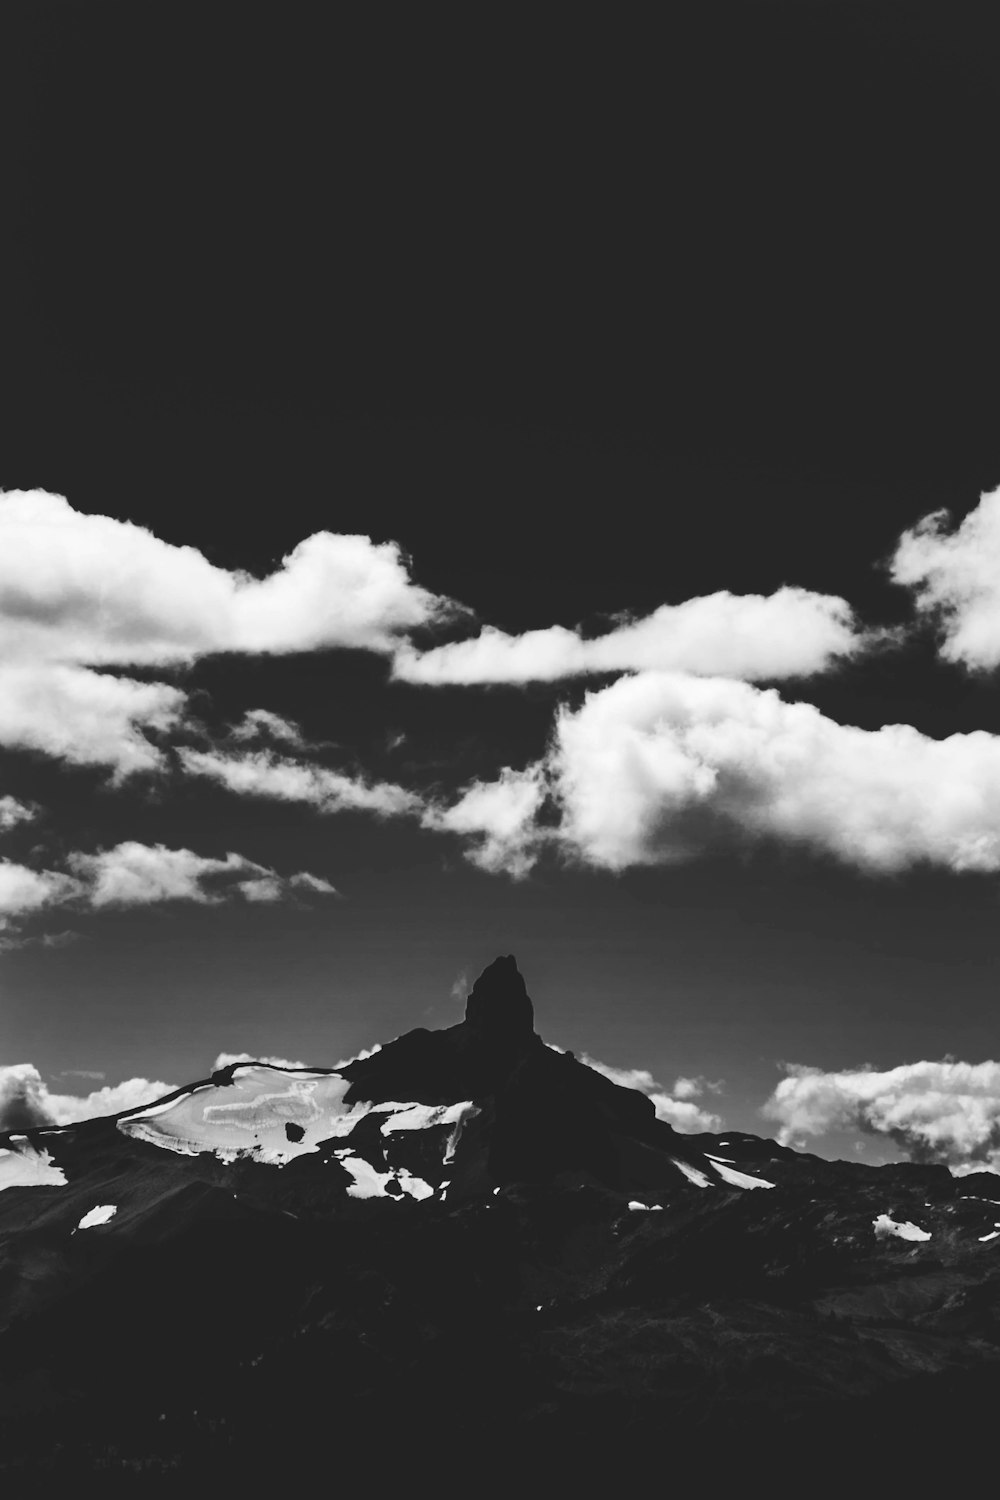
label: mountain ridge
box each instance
[1,955,999,1486]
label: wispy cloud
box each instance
[178,747,421,818]
[0,796,38,833]
[580,1054,724,1133]
[395,587,869,686]
[0,841,337,945]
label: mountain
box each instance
[1,956,999,1489]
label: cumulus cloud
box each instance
[763,1059,1000,1174]
[0,1063,175,1132]
[892,488,1000,669]
[422,765,547,878]
[580,1054,724,1133]
[0,664,185,777]
[0,490,459,785]
[178,747,421,818]
[0,490,457,666]
[394,587,867,686]
[452,670,1000,877]
[65,841,337,909]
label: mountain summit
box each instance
[463,954,535,1041]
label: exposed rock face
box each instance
[463,954,535,1043]
[339,954,542,1107]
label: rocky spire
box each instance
[463,955,535,1043]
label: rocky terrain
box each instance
[1,956,999,1490]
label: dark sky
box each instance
[3,3,1000,1164]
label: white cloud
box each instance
[457,670,1000,877]
[580,1054,724,1133]
[763,1059,1000,1173]
[211,1052,310,1072]
[65,841,337,909]
[178,747,421,817]
[672,1075,724,1100]
[394,587,866,686]
[0,1063,175,1131]
[892,488,1000,669]
[0,796,38,832]
[229,708,306,748]
[0,664,185,776]
[422,765,546,878]
[0,490,457,666]
[0,839,336,944]
[0,860,73,921]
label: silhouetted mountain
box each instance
[1,957,999,1489]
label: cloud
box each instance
[0,796,38,832]
[763,1059,1000,1174]
[0,491,458,784]
[422,765,546,878]
[65,841,338,909]
[0,490,457,666]
[452,670,1000,877]
[212,1043,383,1072]
[178,747,421,817]
[580,1054,724,1133]
[211,1052,310,1072]
[672,1075,724,1100]
[229,708,307,748]
[892,488,1000,669]
[0,1064,175,1131]
[0,842,337,944]
[394,587,867,686]
[0,664,185,776]
[0,861,76,922]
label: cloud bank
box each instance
[892,488,1000,669]
[763,1059,1000,1174]
[0,1064,175,1132]
[440,670,1000,876]
[0,490,460,782]
[394,587,866,686]
[0,490,456,665]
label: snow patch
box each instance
[873,1213,932,1243]
[76,1203,117,1230]
[333,1151,434,1201]
[117,1067,456,1168]
[711,1160,775,1190]
[0,1145,67,1191]
[627,1200,663,1212]
[671,1158,712,1188]
[978,1225,1000,1243]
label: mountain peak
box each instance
[464,955,534,1040]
